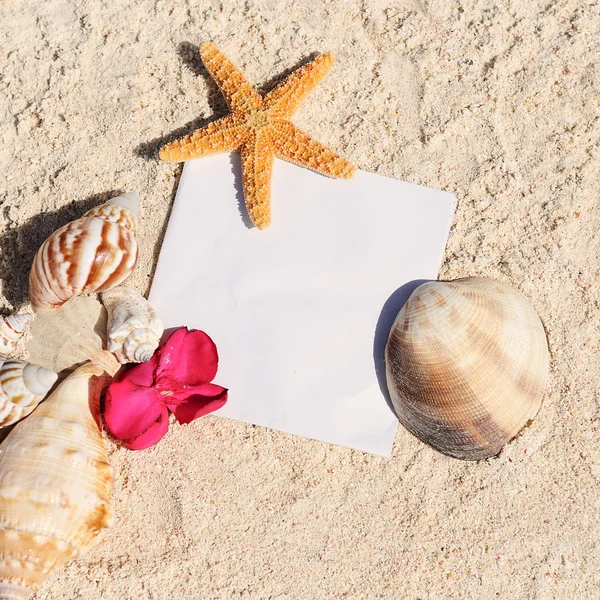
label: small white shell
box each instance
[29,192,139,312]
[101,287,164,363]
[0,356,57,428]
[0,312,32,356]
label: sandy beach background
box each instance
[1,0,599,598]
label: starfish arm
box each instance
[200,42,262,113]
[159,115,248,162]
[264,53,334,118]
[271,121,356,179]
[240,130,275,230]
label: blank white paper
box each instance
[149,154,455,457]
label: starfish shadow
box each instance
[228,153,254,230]
[373,279,431,417]
[0,190,122,308]
[255,52,321,95]
[134,42,228,160]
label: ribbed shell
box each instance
[0,358,57,428]
[29,193,139,311]
[25,295,120,376]
[0,313,32,356]
[0,362,114,599]
[385,277,549,460]
[102,287,164,363]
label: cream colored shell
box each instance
[29,193,139,312]
[0,357,57,428]
[25,295,120,376]
[385,277,549,461]
[102,287,164,363]
[0,362,114,600]
[0,312,32,356]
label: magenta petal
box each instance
[104,378,163,440]
[124,406,170,450]
[167,384,228,424]
[124,359,156,387]
[156,328,219,386]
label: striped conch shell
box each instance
[0,356,57,428]
[101,287,164,363]
[0,312,32,356]
[385,277,549,461]
[0,362,115,600]
[29,192,139,312]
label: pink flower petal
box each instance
[124,405,170,450]
[166,383,228,424]
[156,328,219,386]
[123,358,157,387]
[104,378,163,440]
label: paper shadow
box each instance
[373,279,431,416]
[0,190,122,308]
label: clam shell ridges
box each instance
[0,363,114,599]
[29,204,138,311]
[385,278,549,460]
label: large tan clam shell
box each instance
[29,193,139,312]
[385,277,549,460]
[25,295,120,376]
[0,362,114,600]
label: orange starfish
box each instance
[159,42,356,230]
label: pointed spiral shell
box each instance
[0,363,113,599]
[29,193,139,312]
[0,312,32,356]
[385,277,549,461]
[0,356,57,428]
[101,287,164,364]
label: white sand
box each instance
[1,0,599,598]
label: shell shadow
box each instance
[373,279,431,417]
[0,190,122,309]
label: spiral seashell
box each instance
[101,287,164,363]
[0,356,57,428]
[29,192,140,312]
[25,295,120,376]
[385,277,549,461]
[0,362,113,599]
[0,312,32,356]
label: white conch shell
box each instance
[0,362,114,599]
[25,295,120,376]
[29,192,139,312]
[0,357,57,428]
[0,312,32,356]
[102,287,164,363]
[385,277,549,461]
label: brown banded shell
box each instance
[0,362,114,600]
[0,357,57,428]
[0,312,32,356]
[385,277,549,460]
[29,193,139,312]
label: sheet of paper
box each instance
[149,154,455,457]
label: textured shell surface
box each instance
[29,192,139,311]
[385,277,549,461]
[0,362,114,600]
[0,357,57,428]
[0,312,32,356]
[25,295,120,376]
[102,287,164,363]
